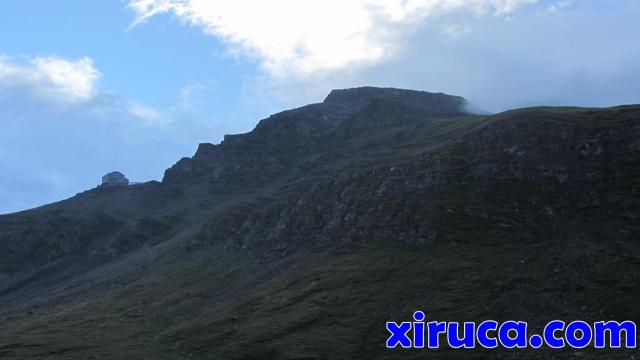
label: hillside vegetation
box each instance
[1,87,639,359]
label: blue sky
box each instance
[1,0,639,214]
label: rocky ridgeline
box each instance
[195,105,640,256]
[162,87,469,186]
[0,87,639,359]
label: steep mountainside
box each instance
[0,87,639,359]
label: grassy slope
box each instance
[0,105,639,359]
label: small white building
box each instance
[101,171,129,187]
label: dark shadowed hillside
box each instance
[1,87,639,359]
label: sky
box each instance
[0,0,639,214]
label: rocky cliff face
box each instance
[162,87,469,186]
[0,87,639,359]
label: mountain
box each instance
[0,87,639,359]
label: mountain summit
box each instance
[163,87,470,185]
[323,86,468,114]
[0,87,639,359]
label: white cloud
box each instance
[443,24,472,39]
[548,0,572,12]
[128,101,166,125]
[128,0,538,78]
[175,79,217,111]
[0,55,171,127]
[0,55,101,104]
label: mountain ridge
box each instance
[162,87,470,185]
[0,87,639,359]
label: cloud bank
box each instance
[128,0,538,77]
[127,1,640,113]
